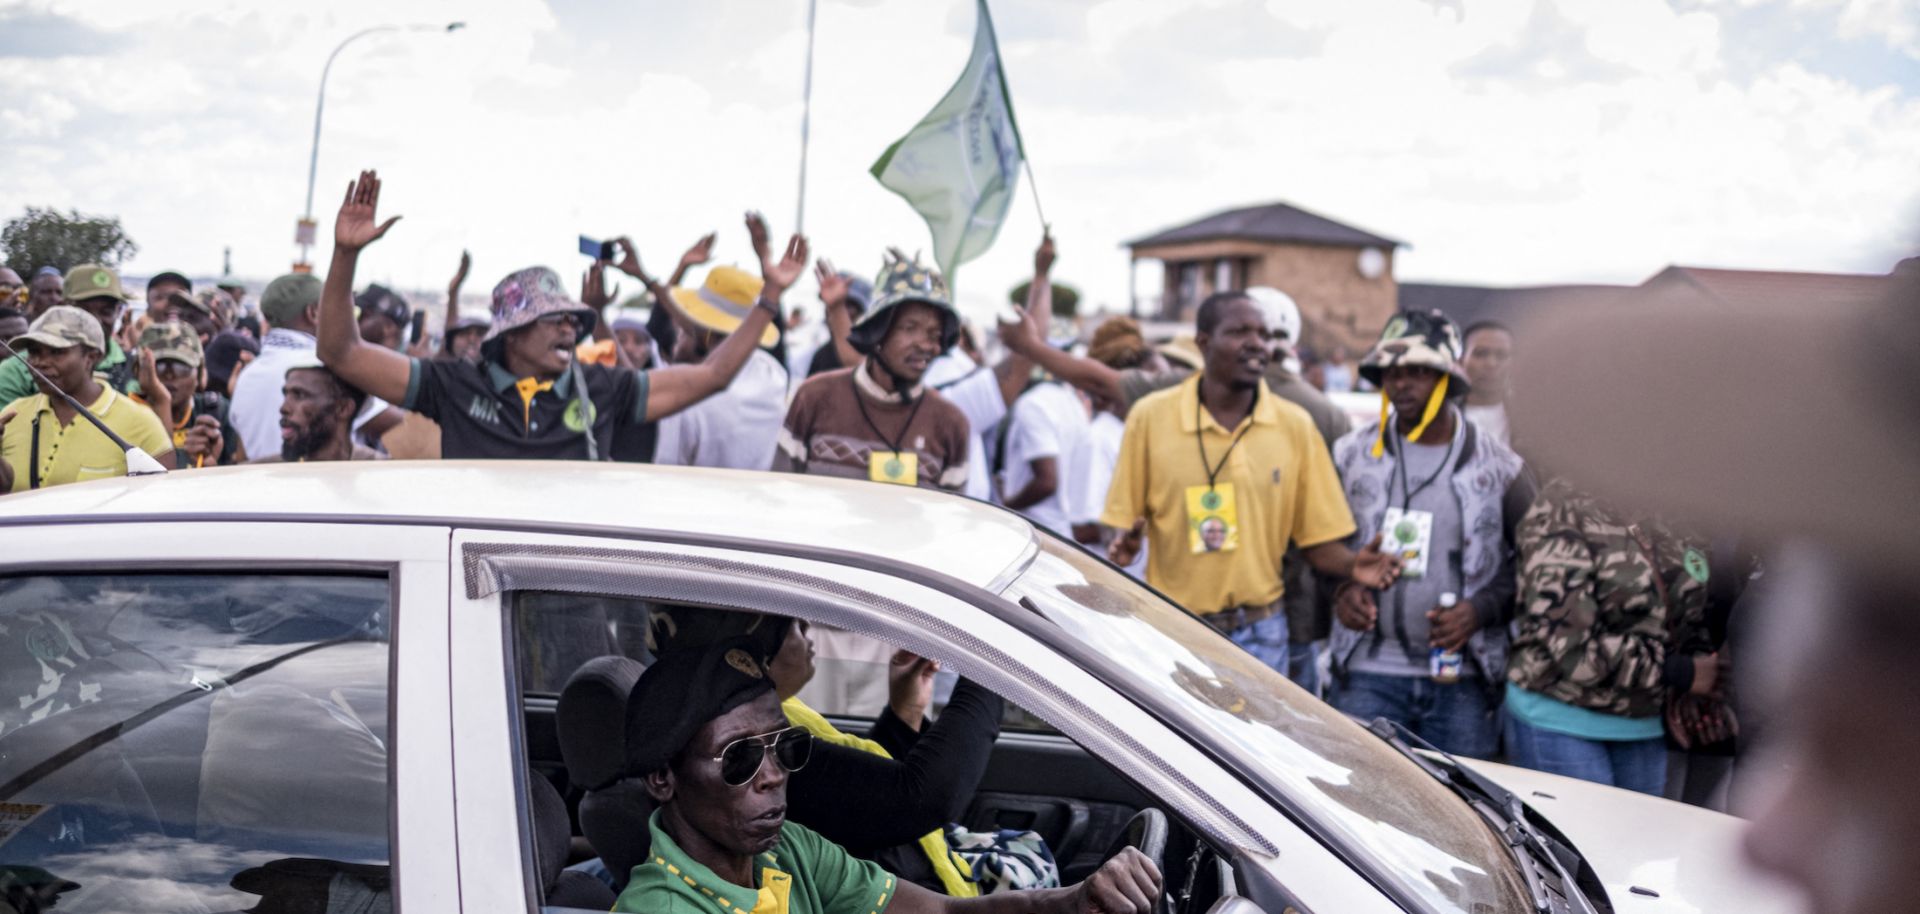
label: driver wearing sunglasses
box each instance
[619,636,1163,914]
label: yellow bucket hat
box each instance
[669,266,775,348]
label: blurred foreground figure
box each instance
[1513,264,1920,914]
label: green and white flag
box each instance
[870,0,1026,282]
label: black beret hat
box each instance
[647,606,787,663]
[626,635,777,777]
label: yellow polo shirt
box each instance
[1102,374,1355,615]
[2,389,172,492]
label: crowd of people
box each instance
[0,169,1749,809]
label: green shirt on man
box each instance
[615,811,897,914]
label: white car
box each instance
[0,463,1798,913]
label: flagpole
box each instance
[796,0,819,234]
[1023,159,1047,231]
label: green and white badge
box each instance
[1381,507,1434,579]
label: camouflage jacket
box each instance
[1508,478,1712,717]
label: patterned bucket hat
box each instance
[170,287,237,327]
[847,251,960,356]
[139,320,205,368]
[669,266,775,347]
[1358,308,1472,395]
[61,264,136,303]
[15,305,106,353]
[485,266,597,344]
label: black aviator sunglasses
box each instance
[710,726,813,787]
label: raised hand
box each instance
[814,259,849,307]
[887,650,941,730]
[746,211,773,268]
[581,261,620,310]
[747,211,809,299]
[1035,231,1057,276]
[679,232,717,271]
[611,237,653,284]
[450,249,471,291]
[335,170,401,252]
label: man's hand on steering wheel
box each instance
[1069,846,1163,914]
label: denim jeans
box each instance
[1328,670,1499,759]
[1286,640,1321,697]
[1224,614,1289,674]
[1505,715,1667,795]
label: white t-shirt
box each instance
[925,351,1007,502]
[1084,410,1149,578]
[230,328,391,460]
[1464,401,1510,446]
[1002,382,1094,538]
[655,348,790,470]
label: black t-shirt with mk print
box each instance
[402,357,650,460]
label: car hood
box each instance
[1463,759,1805,914]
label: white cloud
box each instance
[0,0,1913,331]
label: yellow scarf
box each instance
[1371,374,1449,458]
[781,697,978,897]
[513,377,553,429]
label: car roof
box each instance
[0,462,1040,589]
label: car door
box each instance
[447,525,1389,914]
[0,519,454,913]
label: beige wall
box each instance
[1133,239,1398,355]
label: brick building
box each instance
[1126,201,1402,354]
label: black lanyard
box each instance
[1195,385,1258,497]
[1391,420,1456,510]
[851,372,926,473]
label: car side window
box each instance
[512,591,654,694]
[0,572,392,912]
[796,625,1056,732]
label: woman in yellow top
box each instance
[650,609,1002,897]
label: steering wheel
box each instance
[1104,807,1171,914]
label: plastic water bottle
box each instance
[1429,592,1464,684]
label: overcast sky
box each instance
[2,0,1915,322]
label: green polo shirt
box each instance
[615,811,896,914]
[0,339,138,404]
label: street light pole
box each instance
[294,21,465,272]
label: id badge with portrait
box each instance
[1185,484,1240,554]
[869,451,918,486]
[1381,506,1434,578]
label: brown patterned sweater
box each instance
[775,363,971,492]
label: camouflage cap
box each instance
[139,320,205,368]
[1358,308,1471,394]
[62,264,136,303]
[259,273,324,326]
[15,305,105,353]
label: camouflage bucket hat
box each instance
[847,251,960,356]
[139,320,205,369]
[62,264,136,303]
[1359,308,1472,395]
[485,266,596,344]
[171,287,236,325]
[15,305,105,353]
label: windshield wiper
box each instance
[1361,717,1609,914]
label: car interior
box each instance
[509,590,1244,914]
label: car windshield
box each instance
[1008,539,1531,914]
